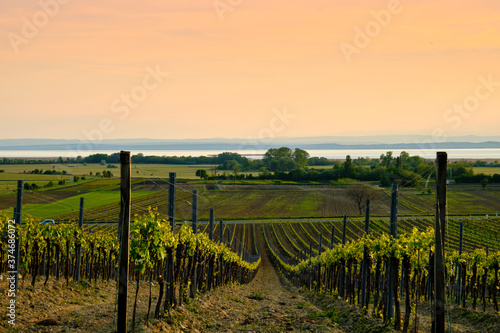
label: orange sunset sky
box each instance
[1,0,499,141]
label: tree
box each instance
[346,184,379,215]
[292,148,310,169]
[195,169,208,179]
[210,165,218,177]
[259,167,271,178]
[380,151,393,168]
[233,163,240,185]
[399,151,410,169]
[344,155,354,178]
[263,147,293,172]
[481,178,489,190]
[101,170,113,178]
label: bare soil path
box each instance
[149,229,344,333]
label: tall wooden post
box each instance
[433,152,447,333]
[76,197,84,282]
[164,172,176,312]
[361,199,370,309]
[339,215,347,298]
[387,183,398,320]
[192,190,198,234]
[117,151,131,333]
[13,180,23,291]
[168,172,176,232]
[330,225,335,250]
[318,234,322,255]
[390,184,398,238]
[191,190,198,297]
[316,234,322,290]
[219,220,223,243]
[209,209,214,241]
[456,221,463,305]
[207,209,214,291]
[342,215,347,246]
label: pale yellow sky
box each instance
[1,0,499,140]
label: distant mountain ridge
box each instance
[0,136,500,151]
[0,135,500,150]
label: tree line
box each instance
[2,149,498,187]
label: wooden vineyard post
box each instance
[208,209,214,290]
[318,234,322,255]
[390,184,398,238]
[433,152,447,333]
[164,173,176,311]
[117,151,131,333]
[387,183,398,321]
[13,180,23,291]
[316,234,322,291]
[361,199,370,309]
[339,215,347,298]
[192,190,198,233]
[328,225,335,293]
[456,221,463,305]
[330,225,335,250]
[76,197,84,282]
[168,172,176,232]
[219,220,223,243]
[309,241,313,290]
[209,209,214,240]
[191,190,198,299]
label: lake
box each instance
[1,148,499,160]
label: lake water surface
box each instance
[1,148,499,159]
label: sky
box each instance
[1,0,499,142]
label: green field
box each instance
[0,163,226,195]
[472,167,500,175]
[0,163,220,179]
[2,190,150,220]
[1,163,500,222]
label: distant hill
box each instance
[0,136,499,151]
